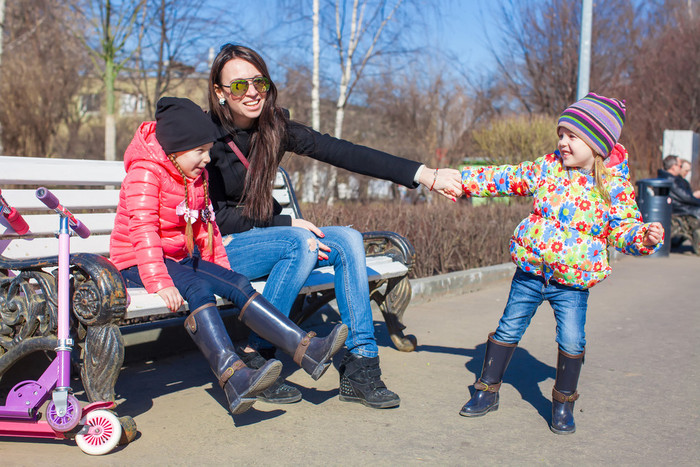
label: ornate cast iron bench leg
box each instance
[0,253,136,445]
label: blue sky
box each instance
[208,0,503,82]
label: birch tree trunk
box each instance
[72,0,144,161]
[307,0,322,203]
[326,0,403,204]
[312,0,321,131]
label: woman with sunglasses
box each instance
[206,44,462,409]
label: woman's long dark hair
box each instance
[208,44,288,222]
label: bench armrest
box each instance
[362,230,415,273]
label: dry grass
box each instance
[302,199,532,278]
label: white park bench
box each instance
[0,155,417,406]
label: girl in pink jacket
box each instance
[110,97,347,416]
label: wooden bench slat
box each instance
[0,189,120,210]
[0,155,125,185]
[1,213,116,238]
[272,188,290,205]
[0,234,111,257]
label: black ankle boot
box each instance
[551,349,584,435]
[238,293,348,380]
[460,332,517,417]
[237,348,302,404]
[338,353,400,409]
[184,304,282,414]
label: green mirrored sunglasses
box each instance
[221,77,271,97]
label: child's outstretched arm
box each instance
[461,157,545,198]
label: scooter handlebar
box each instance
[35,187,91,239]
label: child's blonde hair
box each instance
[593,153,611,204]
[167,153,215,256]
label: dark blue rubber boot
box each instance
[551,349,584,434]
[460,332,517,417]
[185,304,282,415]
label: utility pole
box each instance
[577,0,593,99]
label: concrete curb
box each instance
[410,262,516,303]
[409,247,629,304]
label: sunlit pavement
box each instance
[1,252,698,465]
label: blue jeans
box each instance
[493,268,588,355]
[224,225,378,357]
[120,256,256,312]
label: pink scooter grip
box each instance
[4,207,29,235]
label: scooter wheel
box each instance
[75,409,122,455]
[46,394,82,432]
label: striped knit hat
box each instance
[557,92,626,158]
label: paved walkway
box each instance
[1,253,698,465]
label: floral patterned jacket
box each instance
[461,144,661,289]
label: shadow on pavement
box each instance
[415,342,555,421]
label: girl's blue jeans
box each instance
[224,225,378,357]
[120,256,257,312]
[493,268,588,355]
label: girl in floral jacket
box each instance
[458,93,664,434]
[110,97,346,417]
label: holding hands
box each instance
[642,222,664,247]
[419,167,463,201]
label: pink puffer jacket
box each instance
[109,121,230,293]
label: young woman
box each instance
[206,44,462,409]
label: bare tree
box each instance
[318,0,420,203]
[329,0,404,139]
[489,0,640,115]
[622,0,700,179]
[70,0,145,161]
[128,0,215,117]
[0,0,89,156]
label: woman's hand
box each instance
[291,218,331,260]
[643,222,664,246]
[157,286,184,312]
[419,167,463,201]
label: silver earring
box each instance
[219,97,226,106]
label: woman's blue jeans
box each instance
[120,256,257,312]
[224,225,378,357]
[493,268,588,355]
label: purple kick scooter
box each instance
[0,188,122,455]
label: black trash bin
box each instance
[635,178,672,257]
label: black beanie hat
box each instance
[155,97,219,154]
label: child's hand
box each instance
[157,286,184,312]
[420,167,463,201]
[643,222,664,246]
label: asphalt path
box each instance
[1,253,698,465]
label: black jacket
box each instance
[207,114,422,235]
[657,169,700,218]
